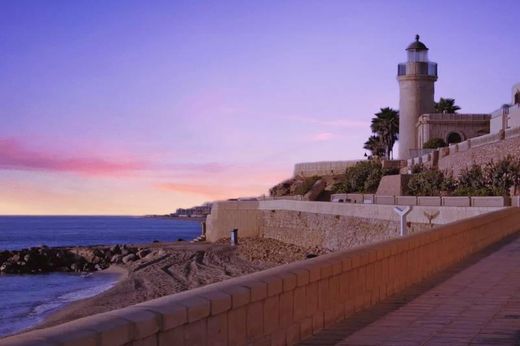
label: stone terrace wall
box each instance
[407,127,520,177]
[293,161,359,177]
[261,209,429,250]
[4,208,520,346]
[206,200,504,250]
[437,133,520,176]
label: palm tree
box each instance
[370,107,399,159]
[363,135,385,157]
[434,98,461,113]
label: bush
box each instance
[407,156,520,197]
[423,138,447,149]
[408,169,448,196]
[333,160,384,193]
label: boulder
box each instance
[122,254,137,264]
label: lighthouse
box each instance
[397,35,438,159]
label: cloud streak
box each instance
[155,182,261,200]
[0,138,146,176]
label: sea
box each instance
[0,216,201,338]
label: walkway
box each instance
[300,235,520,346]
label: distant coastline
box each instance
[144,214,206,222]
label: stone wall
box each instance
[5,208,520,346]
[438,133,520,176]
[293,161,359,177]
[261,210,428,251]
[205,200,504,250]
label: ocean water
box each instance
[0,216,202,338]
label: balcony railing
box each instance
[398,62,437,77]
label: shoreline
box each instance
[21,238,328,334]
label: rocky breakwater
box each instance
[0,244,151,274]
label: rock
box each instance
[303,179,326,201]
[111,255,122,263]
[120,249,129,256]
[136,249,151,258]
[122,254,137,264]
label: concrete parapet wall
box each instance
[418,196,442,206]
[293,161,359,177]
[4,208,520,346]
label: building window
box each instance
[446,132,462,144]
[515,91,520,105]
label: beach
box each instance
[33,238,328,330]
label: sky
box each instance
[1,0,519,215]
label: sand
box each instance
[36,238,328,329]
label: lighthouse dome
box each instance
[406,35,428,51]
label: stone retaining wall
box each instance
[205,200,504,249]
[4,208,520,346]
[293,161,359,177]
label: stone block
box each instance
[292,286,307,321]
[442,196,470,207]
[228,307,247,345]
[158,327,184,346]
[417,196,441,206]
[239,280,267,302]
[396,196,417,205]
[279,291,294,328]
[178,297,210,323]
[206,313,227,346]
[246,301,264,338]
[374,195,396,205]
[184,319,207,346]
[263,295,280,333]
[137,300,187,331]
[291,268,310,287]
[200,291,231,315]
[470,196,509,207]
[305,281,319,316]
[260,275,283,296]
[223,285,250,309]
[107,307,161,340]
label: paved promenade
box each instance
[301,236,520,346]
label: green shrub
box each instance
[333,160,384,193]
[408,169,448,196]
[423,138,447,149]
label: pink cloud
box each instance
[289,116,369,129]
[155,182,260,200]
[0,138,146,176]
[310,132,334,142]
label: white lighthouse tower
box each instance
[397,35,438,159]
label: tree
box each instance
[363,135,385,157]
[423,137,447,149]
[434,98,461,113]
[370,107,399,159]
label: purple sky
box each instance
[1,1,519,214]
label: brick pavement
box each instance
[300,235,520,346]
